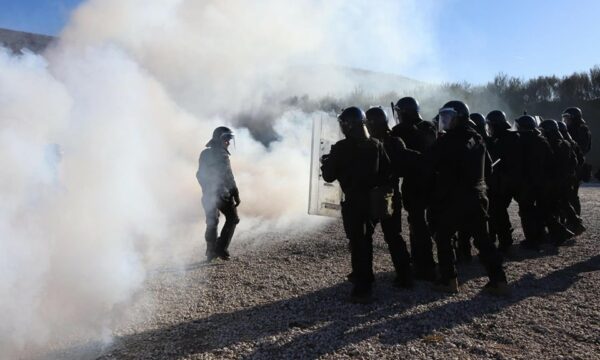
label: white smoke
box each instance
[0,0,440,357]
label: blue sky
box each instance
[1,0,598,84]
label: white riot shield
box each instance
[308,115,343,218]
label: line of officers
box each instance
[320,97,592,304]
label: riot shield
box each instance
[308,115,343,218]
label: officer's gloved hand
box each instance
[233,194,241,207]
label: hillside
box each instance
[0,28,54,54]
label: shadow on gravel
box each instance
[93,254,599,359]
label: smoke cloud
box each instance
[0,0,442,357]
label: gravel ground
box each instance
[52,187,599,359]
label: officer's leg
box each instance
[434,227,457,285]
[516,189,543,249]
[468,194,506,284]
[539,194,573,245]
[216,200,240,257]
[456,229,473,263]
[570,181,582,216]
[380,193,411,285]
[342,200,374,297]
[202,197,220,259]
[408,206,436,280]
[489,187,514,252]
[560,190,585,235]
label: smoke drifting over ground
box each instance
[0,0,451,356]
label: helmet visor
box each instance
[438,108,456,131]
[221,133,234,142]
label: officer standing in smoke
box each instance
[562,107,592,216]
[321,107,391,304]
[196,127,241,262]
[364,106,415,288]
[427,101,508,295]
[390,97,437,282]
[485,110,522,254]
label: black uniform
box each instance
[455,120,494,260]
[487,128,522,251]
[321,136,391,294]
[517,129,551,248]
[196,143,240,259]
[426,124,506,284]
[391,120,437,279]
[567,121,592,215]
[371,133,417,285]
[540,131,577,244]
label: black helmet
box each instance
[338,106,368,139]
[207,126,234,147]
[539,119,562,139]
[442,101,469,120]
[438,100,469,131]
[394,97,420,114]
[365,106,390,137]
[562,107,582,121]
[515,115,537,131]
[557,120,572,140]
[469,113,487,136]
[486,110,511,130]
[394,96,422,123]
[539,119,559,132]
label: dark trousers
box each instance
[517,188,544,245]
[559,189,582,227]
[202,196,240,256]
[369,193,411,278]
[407,207,436,273]
[402,181,435,273]
[433,192,505,283]
[538,185,571,241]
[568,181,582,216]
[488,184,518,249]
[341,195,375,292]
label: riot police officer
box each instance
[196,127,241,261]
[390,97,437,281]
[538,120,577,245]
[558,120,586,235]
[427,101,508,295]
[562,107,592,216]
[455,113,493,261]
[485,110,522,254]
[321,107,391,303]
[365,106,414,288]
[514,115,551,250]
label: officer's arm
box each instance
[484,147,493,179]
[396,147,420,178]
[321,144,339,182]
[196,151,210,187]
[576,126,592,154]
[221,155,239,196]
[378,142,392,182]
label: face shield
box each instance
[438,107,457,131]
[221,132,235,150]
[393,106,403,124]
[486,122,494,138]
